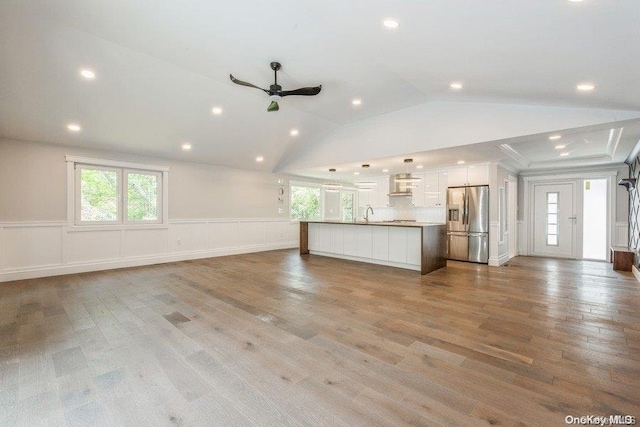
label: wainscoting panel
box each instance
[615,222,629,247]
[1,224,63,270]
[0,219,299,282]
[66,229,121,264]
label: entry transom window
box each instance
[67,156,168,227]
[546,192,559,246]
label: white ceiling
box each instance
[294,119,640,182]
[1,0,640,172]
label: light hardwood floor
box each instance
[1,251,639,426]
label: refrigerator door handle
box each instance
[462,190,467,225]
[464,190,470,226]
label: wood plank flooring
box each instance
[1,251,639,426]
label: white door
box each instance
[532,182,576,258]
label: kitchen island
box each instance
[299,220,447,275]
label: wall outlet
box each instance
[177,239,181,245]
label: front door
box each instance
[532,182,576,258]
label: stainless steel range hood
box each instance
[388,173,417,197]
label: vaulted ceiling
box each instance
[1,0,639,174]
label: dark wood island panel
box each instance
[420,225,447,274]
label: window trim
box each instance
[66,156,169,231]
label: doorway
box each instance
[532,182,577,258]
[582,179,608,260]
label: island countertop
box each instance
[299,220,445,228]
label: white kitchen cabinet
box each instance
[330,224,344,254]
[371,227,389,261]
[446,165,488,186]
[308,223,319,251]
[343,225,358,257]
[356,225,373,258]
[376,176,389,207]
[423,171,448,207]
[388,227,407,263]
[318,224,331,252]
[466,165,489,185]
[412,173,425,207]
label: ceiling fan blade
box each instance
[267,101,279,112]
[279,85,322,97]
[229,74,268,93]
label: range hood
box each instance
[389,173,418,197]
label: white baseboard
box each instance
[488,252,511,267]
[0,242,297,282]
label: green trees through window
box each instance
[80,168,119,222]
[77,165,162,224]
[290,185,321,220]
[127,173,159,221]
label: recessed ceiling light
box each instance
[290,129,299,136]
[211,106,223,115]
[382,169,389,172]
[549,134,562,140]
[560,152,570,157]
[450,82,463,90]
[79,69,95,80]
[354,172,360,175]
[457,160,466,164]
[576,83,595,91]
[416,165,424,169]
[383,19,400,29]
[256,156,264,162]
[67,123,81,132]
[352,98,362,106]
[568,0,585,3]
[181,142,192,151]
[554,144,566,150]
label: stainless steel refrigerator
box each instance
[447,185,489,263]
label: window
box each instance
[546,192,558,245]
[67,156,168,227]
[290,183,321,220]
[341,190,355,221]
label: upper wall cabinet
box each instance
[425,171,448,207]
[446,165,489,187]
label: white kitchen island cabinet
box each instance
[300,221,447,275]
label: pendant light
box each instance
[394,159,422,183]
[322,168,342,192]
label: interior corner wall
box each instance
[0,138,298,282]
[489,164,513,266]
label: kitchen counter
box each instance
[301,220,445,228]
[299,220,447,275]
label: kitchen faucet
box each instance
[365,206,374,222]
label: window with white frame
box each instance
[546,192,559,246]
[67,156,168,227]
[290,182,321,221]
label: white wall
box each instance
[489,164,515,266]
[0,138,299,282]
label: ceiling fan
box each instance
[230,62,322,112]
